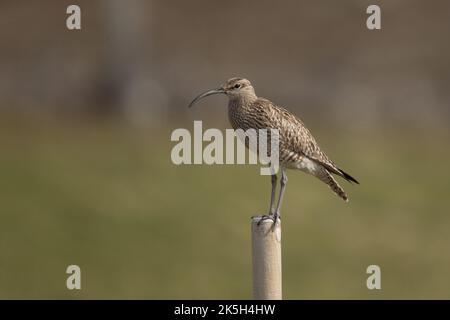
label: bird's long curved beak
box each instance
[188,88,225,108]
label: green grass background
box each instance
[1,119,449,299]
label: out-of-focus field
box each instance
[1,119,450,299]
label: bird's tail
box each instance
[318,169,349,202]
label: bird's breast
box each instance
[228,102,250,131]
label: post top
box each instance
[251,215,281,223]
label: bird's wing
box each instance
[258,99,358,184]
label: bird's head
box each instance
[188,77,256,108]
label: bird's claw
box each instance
[257,213,280,227]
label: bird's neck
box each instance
[228,94,258,130]
[229,93,258,109]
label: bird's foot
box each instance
[257,213,281,227]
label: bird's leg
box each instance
[257,173,279,226]
[273,169,288,222]
[269,173,277,214]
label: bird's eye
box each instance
[234,84,241,89]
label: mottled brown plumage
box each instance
[189,77,358,222]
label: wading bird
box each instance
[188,77,359,224]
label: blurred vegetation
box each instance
[1,0,449,300]
[1,118,449,299]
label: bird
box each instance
[188,77,359,224]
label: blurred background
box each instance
[1,0,449,299]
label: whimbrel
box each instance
[188,77,359,223]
